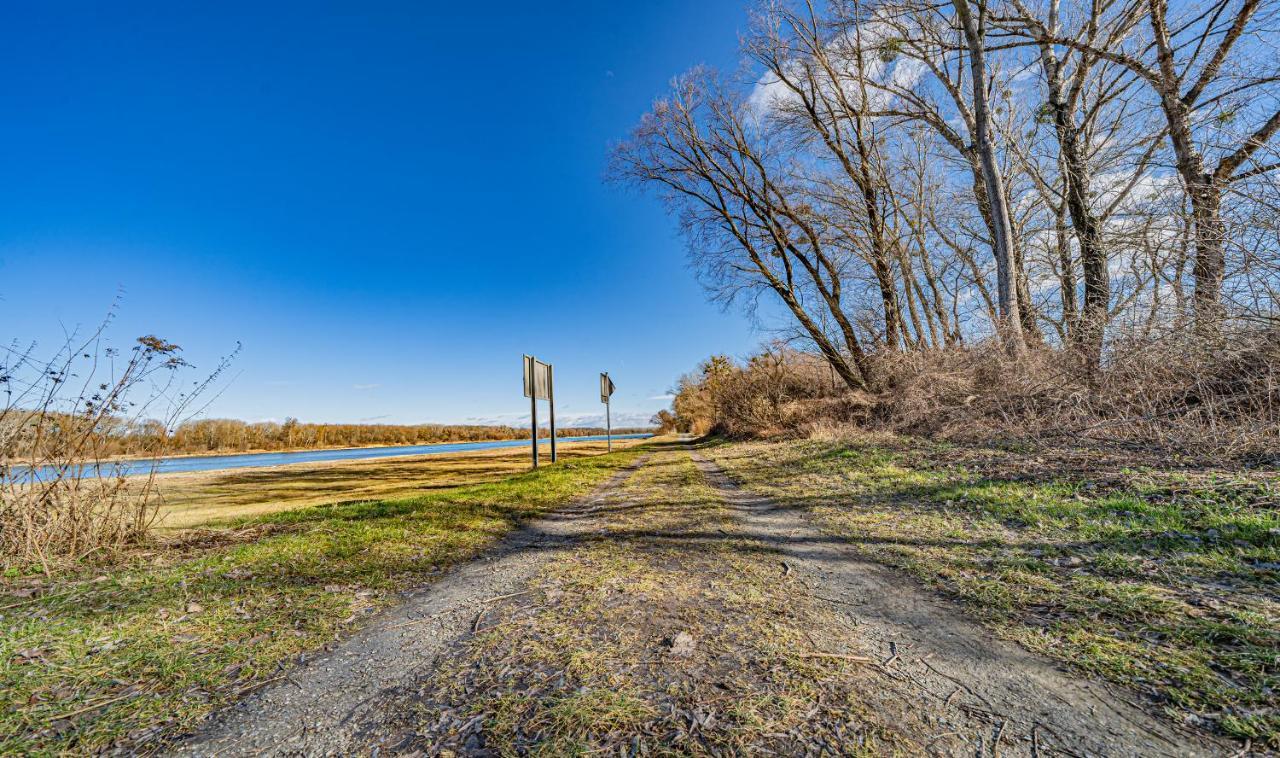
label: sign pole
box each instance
[548,363,557,463]
[605,372,612,452]
[528,355,538,469]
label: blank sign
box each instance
[523,355,551,400]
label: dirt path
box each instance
[170,456,650,756]
[170,446,1231,756]
[691,452,1230,757]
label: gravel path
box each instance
[691,452,1231,757]
[169,456,649,757]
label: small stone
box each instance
[667,631,696,657]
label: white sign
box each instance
[600,372,615,403]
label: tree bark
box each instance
[949,0,1027,355]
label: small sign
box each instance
[524,356,551,400]
[600,372,615,403]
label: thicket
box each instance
[663,329,1279,459]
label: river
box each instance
[13,433,652,480]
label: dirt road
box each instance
[169,445,1231,756]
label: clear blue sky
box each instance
[0,1,765,428]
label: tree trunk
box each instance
[953,0,1026,354]
[1188,182,1226,325]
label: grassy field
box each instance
[153,438,641,528]
[0,442,647,755]
[705,436,1280,746]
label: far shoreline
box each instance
[88,430,657,465]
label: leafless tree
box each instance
[611,71,873,389]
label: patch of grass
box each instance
[707,438,1280,745]
[0,447,644,755]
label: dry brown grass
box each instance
[151,439,648,529]
[872,325,1279,458]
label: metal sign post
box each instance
[600,371,616,452]
[523,355,556,468]
[548,363,557,463]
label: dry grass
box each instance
[151,439,647,529]
[870,325,1280,458]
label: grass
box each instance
[705,436,1280,746]
[0,444,645,755]
[386,448,917,755]
[152,438,638,528]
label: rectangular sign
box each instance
[524,355,551,400]
[600,372,615,403]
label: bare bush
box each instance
[0,314,231,572]
[671,324,1279,459]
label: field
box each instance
[0,440,648,754]
[153,438,643,529]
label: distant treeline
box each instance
[4,414,651,460]
[165,418,650,455]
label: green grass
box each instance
[706,437,1280,746]
[0,447,644,755]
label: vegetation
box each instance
[1,313,234,572]
[0,446,645,754]
[705,436,1279,744]
[154,438,647,529]
[612,0,1279,390]
[159,419,649,458]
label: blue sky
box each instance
[0,1,767,427]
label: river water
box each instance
[13,433,652,480]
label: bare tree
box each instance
[1011,0,1280,327]
[611,71,872,389]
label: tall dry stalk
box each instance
[1,311,232,573]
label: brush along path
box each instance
[169,456,651,756]
[691,451,1231,757]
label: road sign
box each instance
[600,371,615,452]
[523,355,556,467]
[524,356,552,400]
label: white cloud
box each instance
[352,383,381,391]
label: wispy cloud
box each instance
[352,383,381,391]
[648,393,675,401]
